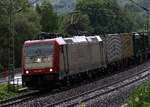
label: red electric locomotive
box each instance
[22,38,65,88]
[22,36,104,89]
[22,32,150,89]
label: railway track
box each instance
[0,90,39,107]
[0,62,150,107]
[45,67,150,107]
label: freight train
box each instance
[22,32,150,89]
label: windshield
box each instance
[24,44,54,69]
[24,45,53,57]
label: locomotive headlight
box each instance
[49,68,53,72]
[25,70,29,74]
[36,58,41,63]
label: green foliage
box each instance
[0,0,10,66]
[15,9,41,37]
[142,0,150,9]
[36,0,58,32]
[128,81,150,107]
[0,84,19,100]
[15,3,41,67]
[125,0,150,10]
[58,12,93,35]
[0,0,41,67]
[76,0,138,33]
[123,0,149,32]
[0,0,149,68]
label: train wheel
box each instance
[66,77,71,86]
[87,71,93,79]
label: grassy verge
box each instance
[127,81,150,107]
[0,84,20,100]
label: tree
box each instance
[14,0,41,67]
[58,12,93,35]
[76,0,135,34]
[0,0,41,67]
[36,1,58,32]
[141,0,150,9]
[124,1,148,32]
[0,0,11,68]
[14,7,41,67]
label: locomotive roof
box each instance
[63,36,102,44]
[107,33,119,36]
[24,35,103,45]
[64,36,87,43]
[24,39,55,44]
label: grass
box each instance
[0,84,20,100]
[127,81,150,107]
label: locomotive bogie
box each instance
[22,73,59,89]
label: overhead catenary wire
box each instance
[128,0,149,32]
[0,0,41,13]
[7,0,41,84]
[0,0,147,17]
[128,0,150,11]
[16,0,41,13]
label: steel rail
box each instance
[45,67,150,107]
[1,64,150,107]
[0,90,39,107]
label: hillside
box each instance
[117,0,150,9]
[29,0,150,14]
[50,0,76,15]
[29,0,76,15]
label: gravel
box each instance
[10,61,150,107]
[86,76,150,107]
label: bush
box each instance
[128,81,150,107]
[0,84,19,100]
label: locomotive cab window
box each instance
[24,44,54,69]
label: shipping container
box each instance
[104,34,122,63]
[120,33,134,59]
